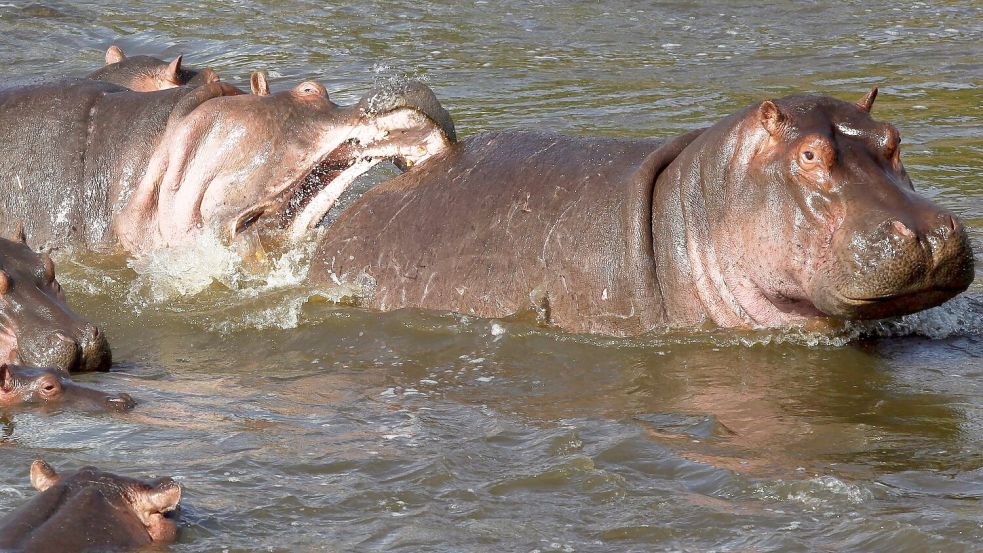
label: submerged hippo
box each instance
[311,89,975,335]
[86,44,220,91]
[0,364,134,412]
[0,460,181,552]
[0,77,454,254]
[0,234,111,371]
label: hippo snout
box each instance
[21,324,112,373]
[818,210,975,319]
[77,323,112,372]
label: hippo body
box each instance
[0,461,180,552]
[315,132,686,335]
[0,236,110,371]
[0,77,454,254]
[0,79,218,249]
[312,92,974,335]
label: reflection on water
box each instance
[0,1,981,551]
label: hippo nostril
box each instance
[106,393,136,412]
[891,220,916,240]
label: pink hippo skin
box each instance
[0,77,455,255]
[0,461,180,552]
[0,234,110,372]
[310,89,974,334]
[86,44,220,91]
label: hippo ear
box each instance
[293,81,328,99]
[758,100,786,136]
[30,460,60,492]
[856,86,878,113]
[0,364,13,392]
[105,45,126,65]
[166,55,184,80]
[0,271,9,296]
[40,252,56,283]
[139,479,182,514]
[250,70,270,96]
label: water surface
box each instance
[0,1,981,551]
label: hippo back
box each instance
[313,131,694,335]
[0,80,198,249]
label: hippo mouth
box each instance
[818,285,971,320]
[233,83,456,244]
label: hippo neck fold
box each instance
[651,110,800,328]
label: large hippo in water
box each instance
[0,234,110,371]
[311,89,975,335]
[0,364,134,412]
[0,77,455,254]
[87,45,220,91]
[0,460,181,552]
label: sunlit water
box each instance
[0,1,981,552]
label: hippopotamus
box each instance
[0,77,455,254]
[0,460,181,552]
[0,364,134,412]
[0,234,111,371]
[86,45,220,91]
[310,89,975,335]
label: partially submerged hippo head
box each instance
[87,44,220,91]
[119,78,456,252]
[0,233,111,371]
[675,88,974,324]
[0,460,181,550]
[0,363,134,412]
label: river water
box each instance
[0,1,981,552]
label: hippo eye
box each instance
[39,380,61,397]
[803,150,815,161]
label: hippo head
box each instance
[0,364,134,412]
[0,234,112,371]
[687,89,974,325]
[88,45,220,92]
[119,79,456,253]
[28,460,181,543]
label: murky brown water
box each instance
[1,1,981,551]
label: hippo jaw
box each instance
[126,79,456,254]
[236,104,455,243]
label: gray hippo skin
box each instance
[310,89,975,335]
[0,364,134,412]
[0,235,110,371]
[86,45,220,91]
[0,461,180,552]
[0,77,455,254]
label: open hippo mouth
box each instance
[234,81,457,243]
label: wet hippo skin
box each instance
[0,235,110,372]
[311,89,975,335]
[0,460,181,552]
[0,76,455,255]
[0,364,134,413]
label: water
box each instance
[1,1,982,551]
